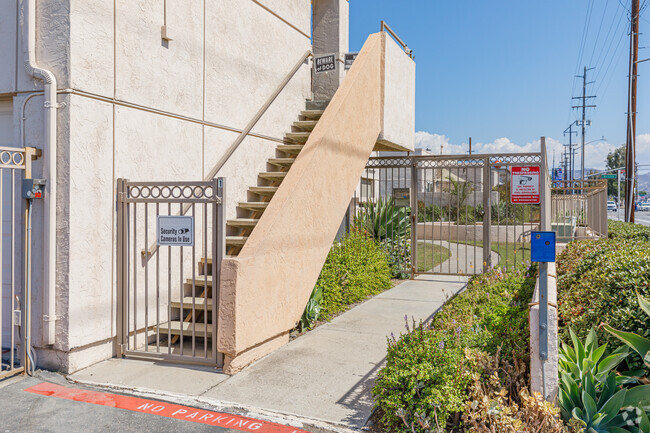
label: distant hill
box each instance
[639,172,650,194]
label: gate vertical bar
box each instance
[483,157,492,271]
[116,179,127,356]
[410,159,417,279]
[214,178,225,366]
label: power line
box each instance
[567,0,596,126]
[589,0,611,67]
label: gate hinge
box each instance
[117,192,126,202]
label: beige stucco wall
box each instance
[218,32,411,373]
[2,0,312,373]
[379,36,415,151]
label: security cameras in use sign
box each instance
[511,166,540,204]
[314,54,336,73]
[157,216,194,246]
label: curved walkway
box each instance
[418,240,499,274]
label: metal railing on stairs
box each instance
[142,50,313,261]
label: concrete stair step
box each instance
[226,236,248,247]
[300,110,324,120]
[276,144,304,155]
[249,186,278,196]
[158,321,212,338]
[285,132,311,143]
[170,297,213,310]
[268,158,295,167]
[186,275,213,288]
[238,202,269,211]
[292,120,318,131]
[227,218,260,228]
[259,172,287,181]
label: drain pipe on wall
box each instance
[20,0,59,346]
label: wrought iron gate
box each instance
[116,179,225,366]
[1,146,38,379]
[355,152,543,277]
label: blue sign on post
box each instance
[531,231,556,262]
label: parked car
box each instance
[639,202,650,212]
[607,201,617,212]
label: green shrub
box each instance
[314,229,392,320]
[373,265,536,430]
[608,220,650,241]
[557,238,650,371]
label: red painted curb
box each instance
[25,382,311,433]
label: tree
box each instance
[605,146,625,199]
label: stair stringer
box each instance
[218,33,385,374]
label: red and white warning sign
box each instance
[511,166,540,204]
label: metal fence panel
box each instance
[356,152,543,277]
[117,179,224,367]
[1,146,37,380]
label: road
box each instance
[608,209,650,226]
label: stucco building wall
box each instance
[1,0,311,372]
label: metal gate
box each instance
[354,152,544,277]
[1,146,39,379]
[116,179,224,366]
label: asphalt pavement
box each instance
[608,209,650,226]
[0,372,322,433]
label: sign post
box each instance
[511,166,541,204]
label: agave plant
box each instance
[299,285,323,331]
[558,328,650,432]
[354,196,410,241]
[602,292,650,374]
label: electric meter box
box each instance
[531,231,556,262]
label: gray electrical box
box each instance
[22,178,46,199]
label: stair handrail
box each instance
[380,21,412,58]
[142,50,313,260]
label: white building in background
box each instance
[1,0,415,375]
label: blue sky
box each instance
[349,0,649,171]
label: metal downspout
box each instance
[20,0,58,346]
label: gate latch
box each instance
[22,179,46,200]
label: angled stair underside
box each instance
[217,32,412,374]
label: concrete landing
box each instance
[70,275,468,429]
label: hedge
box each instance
[372,265,536,431]
[557,226,650,371]
[315,229,392,320]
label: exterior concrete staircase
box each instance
[226,109,323,256]
[158,108,326,349]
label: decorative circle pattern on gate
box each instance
[0,148,26,169]
[125,181,221,203]
[416,158,485,168]
[489,154,541,165]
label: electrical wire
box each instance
[589,0,611,67]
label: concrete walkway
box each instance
[70,275,468,430]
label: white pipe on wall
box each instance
[20,0,58,346]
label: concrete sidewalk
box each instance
[70,275,467,430]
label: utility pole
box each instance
[469,137,472,155]
[572,67,596,182]
[625,0,640,223]
[564,122,578,181]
